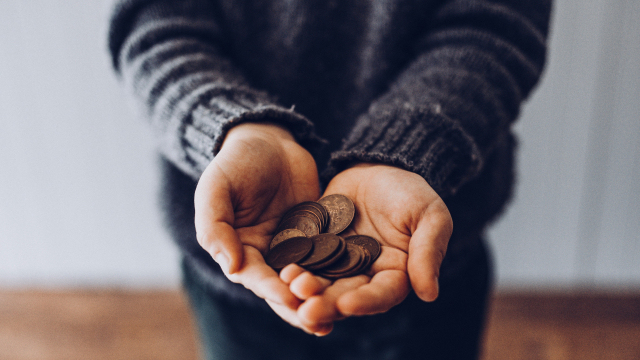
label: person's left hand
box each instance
[287,163,453,331]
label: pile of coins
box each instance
[265,194,381,279]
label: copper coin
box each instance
[318,194,355,234]
[330,247,370,279]
[347,247,371,276]
[265,237,313,270]
[298,233,342,268]
[344,235,381,263]
[307,203,330,231]
[286,209,323,231]
[270,229,306,249]
[307,238,347,272]
[319,243,364,276]
[306,235,346,271]
[281,201,315,218]
[276,215,320,237]
[282,202,323,221]
[305,202,329,231]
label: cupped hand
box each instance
[293,163,453,330]
[194,122,323,330]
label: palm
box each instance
[218,137,319,253]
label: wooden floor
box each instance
[483,292,640,360]
[1,289,639,360]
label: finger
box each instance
[198,220,245,274]
[297,276,368,325]
[289,271,332,300]
[280,264,331,300]
[266,300,334,336]
[280,264,307,284]
[227,246,300,309]
[312,323,334,337]
[336,270,409,316]
[407,203,452,302]
[194,164,244,274]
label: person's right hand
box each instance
[194,122,329,334]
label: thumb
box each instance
[407,202,452,302]
[194,163,244,274]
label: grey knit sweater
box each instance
[109,0,550,300]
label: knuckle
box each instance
[195,230,209,248]
[434,246,447,265]
[427,202,453,236]
[196,230,220,257]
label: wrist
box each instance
[339,162,401,173]
[332,162,430,190]
[222,122,296,149]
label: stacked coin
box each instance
[265,194,381,279]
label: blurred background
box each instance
[1,0,638,291]
[1,1,639,359]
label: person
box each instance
[109,0,551,359]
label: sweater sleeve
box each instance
[108,0,325,180]
[325,0,551,197]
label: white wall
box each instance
[0,0,638,289]
[488,0,640,289]
[0,0,180,287]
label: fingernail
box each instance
[214,253,229,273]
[314,324,333,337]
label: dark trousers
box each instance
[182,240,492,360]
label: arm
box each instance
[109,0,327,334]
[109,0,325,179]
[293,0,552,327]
[327,0,551,197]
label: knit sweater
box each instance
[109,0,551,301]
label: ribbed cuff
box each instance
[325,106,482,197]
[182,92,326,178]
